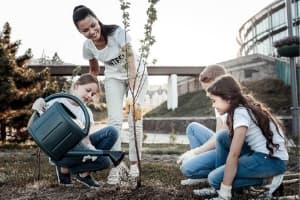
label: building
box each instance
[237,0,299,60]
[178,0,300,96]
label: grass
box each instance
[145,78,292,117]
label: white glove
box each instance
[82,155,97,162]
[32,98,47,115]
[80,141,98,162]
[177,149,196,165]
[217,183,232,200]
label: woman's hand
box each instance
[89,58,100,76]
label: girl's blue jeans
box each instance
[54,126,118,174]
[180,122,218,179]
[208,131,287,189]
[180,122,251,179]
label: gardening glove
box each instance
[82,155,97,162]
[32,98,47,115]
[133,104,142,121]
[75,142,98,162]
[216,183,232,200]
[124,98,143,121]
[124,98,132,115]
[177,149,196,165]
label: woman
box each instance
[72,5,148,185]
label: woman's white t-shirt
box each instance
[233,106,288,160]
[83,27,147,80]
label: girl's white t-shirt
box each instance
[233,106,288,160]
[83,27,147,80]
[47,98,94,126]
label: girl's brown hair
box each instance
[207,75,285,156]
[73,73,100,93]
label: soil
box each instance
[0,145,299,200]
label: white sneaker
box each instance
[129,164,139,178]
[264,174,284,197]
[193,187,217,196]
[107,162,129,185]
[181,178,207,186]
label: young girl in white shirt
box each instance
[32,73,119,188]
[206,75,288,200]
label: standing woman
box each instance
[72,5,148,185]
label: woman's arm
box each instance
[123,44,137,92]
[222,126,247,186]
[89,58,100,76]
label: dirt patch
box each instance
[0,145,299,200]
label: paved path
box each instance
[93,122,188,145]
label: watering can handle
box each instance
[44,93,90,135]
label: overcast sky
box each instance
[0,0,273,84]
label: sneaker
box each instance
[129,164,139,178]
[55,166,72,187]
[107,162,129,185]
[181,178,207,186]
[193,187,217,196]
[48,157,55,166]
[264,174,284,197]
[76,174,100,188]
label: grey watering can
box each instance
[28,93,124,166]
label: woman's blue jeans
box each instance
[180,122,219,179]
[55,126,118,174]
[208,131,287,189]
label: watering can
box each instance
[28,93,124,166]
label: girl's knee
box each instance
[186,122,201,136]
[180,164,191,177]
[108,126,119,141]
[207,171,221,189]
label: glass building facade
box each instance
[237,0,299,62]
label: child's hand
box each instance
[217,183,232,200]
[82,155,97,162]
[176,150,196,165]
[32,98,47,115]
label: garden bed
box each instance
[0,143,299,199]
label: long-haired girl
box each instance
[206,75,288,200]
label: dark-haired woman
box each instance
[72,5,148,185]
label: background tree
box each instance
[0,22,59,143]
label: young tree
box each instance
[120,0,158,187]
[0,22,58,143]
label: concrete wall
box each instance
[177,54,277,96]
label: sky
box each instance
[0,0,274,84]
